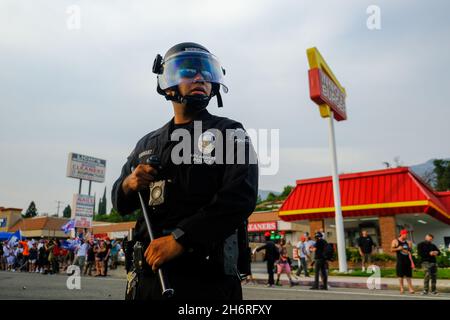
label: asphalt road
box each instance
[1,271,449,300]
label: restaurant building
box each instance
[278,167,450,253]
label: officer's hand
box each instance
[144,235,185,272]
[122,164,158,195]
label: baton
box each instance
[132,163,174,299]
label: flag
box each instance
[61,219,75,234]
[61,238,80,250]
[8,230,22,245]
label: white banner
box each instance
[72,194,94,228]
[110,231,130,239]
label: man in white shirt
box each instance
[295,236,310,277]
[73,240,88,273]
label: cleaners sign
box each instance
[248,221,277,232]
[66,152,106,183]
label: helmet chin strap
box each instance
[163,87,223,110]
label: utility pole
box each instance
[55,200,64,217]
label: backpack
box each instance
[324,242,335,261]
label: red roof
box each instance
[279,167,450,224]
[0,207,23,212]
[9,217,69,232]
[437,191,450,213]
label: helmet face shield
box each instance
[158,51,228,93]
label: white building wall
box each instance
[396,215,450,247]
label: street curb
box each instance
[249,278,450,293]
[250,278,387,289]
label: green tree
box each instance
[23,201,38,218]
[433,159,450,191]
[94,208,141,223]
[62,205,71,218]
[98,187,107,216]
[266,192,277,202]
[280,185,294,199]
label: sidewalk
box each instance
[250,272,450,293]
[108,264,450,293]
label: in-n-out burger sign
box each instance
[307,47,347,121]
[248,221,277,232]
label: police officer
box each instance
[112,42,258,300]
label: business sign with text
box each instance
[72,194,94,228]
[66,152,106,183]
[247,221,277,232]
[307,47,347,121]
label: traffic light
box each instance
[269,230,283,240]
[270,230,275,240]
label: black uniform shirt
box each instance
[314,238,327,260]
[112,109,258,260]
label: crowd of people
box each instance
[252,230,333,289]
[0,237,123,277]
[1,230,445,296]
[250,228,445,295]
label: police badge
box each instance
[149,180,166,206]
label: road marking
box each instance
[243,286,450,300]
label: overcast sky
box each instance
[1,0,449,215]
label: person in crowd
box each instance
[6,244,16,272]
[65,239,75,270]
[391,229,415,294]
[110,239,121,270]
[37,239,49,274]
[356,230,376,272]
[60,244,69,272]
[103,238,112,276]
[84,239,96,276]
[15,242,24,271]
[74,239,88,274]
[417,234,441,295]
[94,240,106,277]
[0,241,5,271]
[304,235,315,274]
[48,239,60,274]
[255,232,279,288]
[28,242,38,273]
[295,236,310,278]
[3,242,11,271]
[275,238,294,287]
